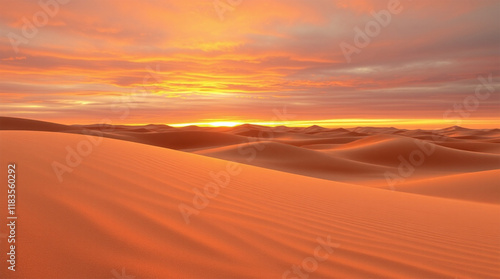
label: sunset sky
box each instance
[0,0,499,128]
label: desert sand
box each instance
[0,116,499,278]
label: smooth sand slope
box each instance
[195,141,395,183]
[118,130,250,151]
[396,170,500,204]
[1,131,499,278]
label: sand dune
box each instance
[396,170,500,204]
[1,130,499,279]
[0,116,73,132]
[350,127,402,134]
[328,134,500,173]
[195,141,394,183]
[0,117,249,151]
[277,136,364,146]
[113,130,250,150]
[439,126,500,138]
[434,141,500,154]
[0,116,137,143]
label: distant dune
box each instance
[0,116,73,132]
[1,117,499,278]
[116,130,250,150]
[328,134,500,172]
[195,141,394,183]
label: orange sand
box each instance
[0,117,499,278]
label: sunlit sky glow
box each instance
[0,0,499,128]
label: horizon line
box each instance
[3,116,498,130]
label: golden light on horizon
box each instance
[168,121,245,127]
[207,121,244,127]
[163,118,499,129]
